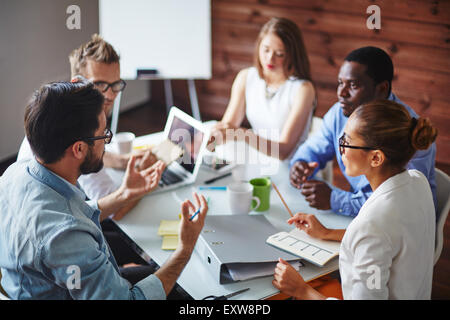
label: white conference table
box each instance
[107,125,353,300]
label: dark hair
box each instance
[345,46,393,95]
[353,100,437,169]
[254,17,312,81]
[24,81,104,164]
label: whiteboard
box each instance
[99,0,211,80]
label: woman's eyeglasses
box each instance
[93,80,127,93]
[82,128,113,144]
[339,133,376,155]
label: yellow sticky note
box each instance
[158,220,180,236]
[162,235,178,250]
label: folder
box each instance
[194,215,299,284]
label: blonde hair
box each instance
[254,17,312,81]
[69,34,120,77]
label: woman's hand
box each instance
[288,213,345,241]
[207,122,237,151]
[272,258,325,299]
[272,258,307,298]
[288,213,330,240]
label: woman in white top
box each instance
[209,17,316,160]
[272,100,437,299]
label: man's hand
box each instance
[103,149,157,171]
[178,193,208,253]
[289,161,318,189]
[154,192,208,296]
[103,151,129,170]
[300,180,332,210]
[97,158,165,221]
[119,157,165,202]
[134,149,158,171]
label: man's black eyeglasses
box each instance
[339,133,376,155]
[93,80,127,93]
[82,128,113,144]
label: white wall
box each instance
[0,0,149,162]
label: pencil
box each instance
[272,182,294,217]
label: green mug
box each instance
[250,178,271,212]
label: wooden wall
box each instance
[155,0,450,164]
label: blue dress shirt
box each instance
[0,159,166,299]
[290,93,437,219]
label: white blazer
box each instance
[339,169,435,299]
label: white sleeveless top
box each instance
[245,67,313,152]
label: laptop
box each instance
[152,106,209,194]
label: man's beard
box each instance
[80,146,104,175]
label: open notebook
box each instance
[266,228,341,267]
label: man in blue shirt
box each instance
[289,47,437,219]
[0,81,208,299]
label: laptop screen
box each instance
[167,115,204,173]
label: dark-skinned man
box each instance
[289,46,438,220]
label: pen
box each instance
[204,172,232,184]
[198,186,226,190]
[189,208,201,221]
[180,197,209,220]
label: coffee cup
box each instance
[227,182,260,215]
[115,132,135,154]
[249,177,271,212]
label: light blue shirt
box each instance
[0,159,166,300]
[290,93,437,220]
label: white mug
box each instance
[114,132,135,154]
[227,182,260,215]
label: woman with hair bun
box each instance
[272,100,437,300]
